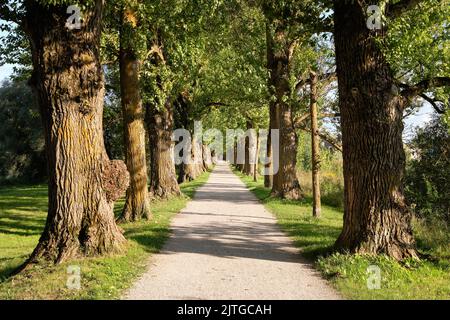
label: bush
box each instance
[298,169,344,209]
[413,217,450,262]
[0,80,46,184]
[404,116,450,225]
[297,130,344,208]
[320,171,344,209]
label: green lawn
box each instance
[0,171,211,299]
[235,170,450,300]
[1,168,448,300]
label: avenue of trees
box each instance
[0,0,448,270]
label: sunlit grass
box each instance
[0,170,211,299]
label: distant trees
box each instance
[174,93,202,183]
[0,80,46,183]
[147,102,181,198]
[118,6,151,221]
[265,24,302,200]
[144,31,182,198]
[405,117,450,224]
[185,0,269,180]
[260,0,334,200]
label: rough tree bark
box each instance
[211,150,218,165]
[264,127,273,188]
[235,135,245,172]
[243,120,255,177]
[266,24,302,199]
[179,152,200,182]
[145,32,181,198]
[233,142,237,166]
[22,0,128,264]
[194,138,205,174]
[174,93,202,183]
[310,71,321,218]
[147,101,181,198]
[117,10,151,222]
[253,132,259,182]
[264,94,277,188]
[202,144,213,171]
[333,1,417,259]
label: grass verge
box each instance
[235,169,450,300]
[0,170,211,299]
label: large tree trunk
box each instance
[233,142,238,166]
[235,136,245,172]
[266,24,302,200]
[253,132,259,182]
[193,137,205,174]
[118,13,151,222]
[173,92,202,183]
[264,127,273,188]
[145,33,181,198]
[202,144,213,171]
[310,71,321,218]
[211,150,218,165]
[179,161,198,183]
[23,0,128,264]
[243,120,255,177]
[333,1,417,260]
[263,75,278,188]
[147,101,181,198]
[178,134,203,182]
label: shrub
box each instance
[0,80,46,184]
[297,130,344,209]
[404,116,450,225]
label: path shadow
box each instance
[130,213,334,267]
[125,227,172,254]
[182,211,275,221]
[193,190,259,204]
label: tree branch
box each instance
[293,112,310,127]
[101,58,118,66]
[401,77,450,100]
[293,112,340,128]
[321,112,340,118]
[387,0,424,19]
[310,15,333,34]
[147,44,166,64]
[0,3,23,25]
[298,124,342,152]
[295,72,336,92]
[205,102,230,108]
[419,93,446,114]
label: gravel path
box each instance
[124,162,341,300]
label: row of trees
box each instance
[215,0,449,259]
[1,0,221,266]
[0,0,448,268]
[200,0,450,260]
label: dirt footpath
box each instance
[124,162,341,300]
